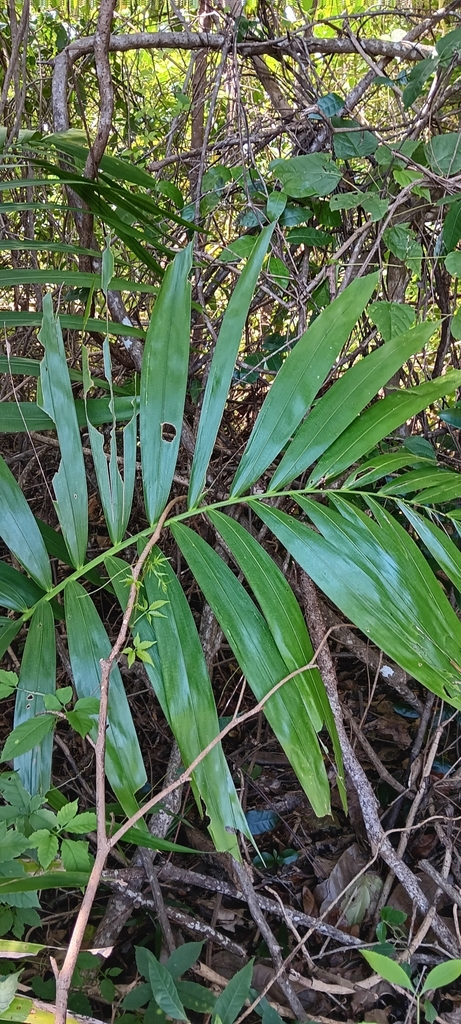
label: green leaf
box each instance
[270,154,342,197]
[383,224,422,277]
[60,838,92,872]
[443,202,461,252]
[0,562,45,613]
[270,321,433,490]
[65,581,147,817]
[172,523,331,816]
[13,603,56,796]
[252,499,461,709]
[166,942,204,980]
[402,58,438,109]
[28,830,59,870]
[332,120,377,158]
[0,457,52,592]
[230,273,378,497]
[209,511,346,807]
[310,370,461,484]
[175,981,216,1014]
[421,959,461,994]
[189,224,275,508]
[141,244,192,524]
[361,950,414,992]
[0,971,21,1012]
[146,950,188,1020]
[106,553,250,854]
[368,301,416,342]
[426,133,461,175]
[0,716,56,764]
[213,960,254,1024]
[83,344,137,544]
[445,250,461,277]
[38,293,88,567]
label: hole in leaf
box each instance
[161,422,176,442]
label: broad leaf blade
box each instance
[310,371,461,484]
[140,244,192,524]
[251,501,461,708]
[270,321,436,490]
[230,273,378,497]
[65,581,147,816]
[14,604,56,796]
[0,456,52,592]
[188,224,275,508]
[172,522,331,816]
[105,553,250,855]
[38,293,88,567]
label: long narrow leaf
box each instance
[0,456,52,591]
[105,552,250,855]
[310,371,461,484]
[250,501,461,706]
[38,294,88,567]
[14,604,56,796]
[0,396,139,434]
[208,509,346,806]
[140,245,192,524]
[230,273,378,497]
[171,522,331,816]
[65,581,147,816]
[188,225,275,508]
[270,321,436,489]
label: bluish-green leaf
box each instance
[270,321,434,490]
[141,245,192,524]
[310,370,461,484]
[0,457,52,592]
[230,273,378,497]
[65,581,147,817]
[38,293,88,567]
[189,224,275,508]
[13,604,56,796]
[171,523,331,816]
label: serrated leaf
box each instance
[56,800,79,828]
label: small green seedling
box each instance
[362,949,461,1023]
